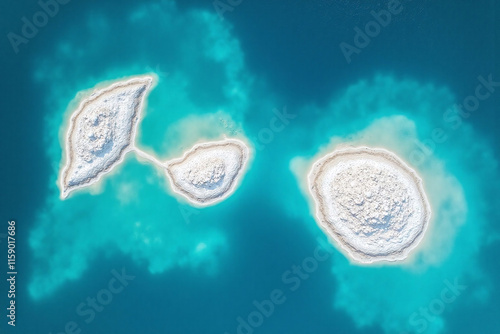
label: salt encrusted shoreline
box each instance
[308,146,431,264]
[164,139,251,207]
[58,76,250,205]
[59,75,155,199]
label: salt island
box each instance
[165,139,251,207]
[308,147,431,264]
[59,76,154,199]
[58,74,251,206]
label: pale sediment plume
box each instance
[59,75,155,199]
[308,146,431,264]
[165,139,251,207]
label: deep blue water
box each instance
[1,1,499,334]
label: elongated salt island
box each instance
[59,76,154,199]
[165,139,250,206]
[308,147,431,263]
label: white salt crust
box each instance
[60,76,154,199]
[164,139,250,207]
[308,147,431,263]
[59,77,251,206]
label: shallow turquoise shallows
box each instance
[1,1,499,334]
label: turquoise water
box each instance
[1,1,499,333]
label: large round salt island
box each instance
[308,147,431,264]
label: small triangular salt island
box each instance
[308,147,431,264]
[59,75,155,199]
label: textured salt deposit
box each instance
[308,147,431,263]
[165,139,250,206]
[59,76,154,199]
